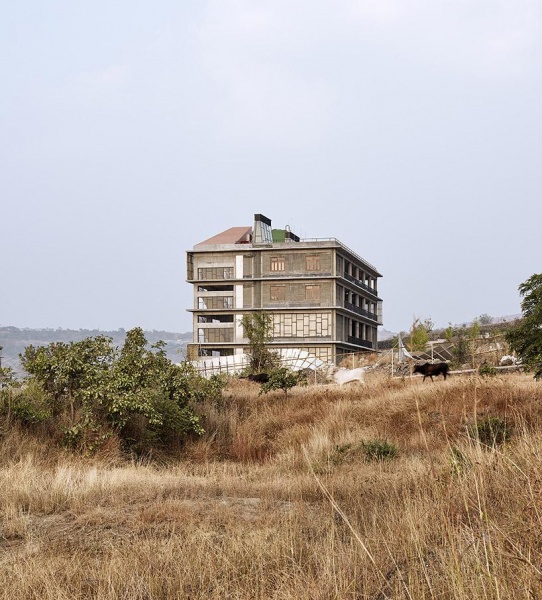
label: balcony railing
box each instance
[344,302,379,322]
[347,336,374,349]
[301,237,380,274]
[342,272,379,296]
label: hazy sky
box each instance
[2,1,541,334]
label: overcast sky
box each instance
[2,1,541,334]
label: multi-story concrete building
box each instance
[186,214,382,365]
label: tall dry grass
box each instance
[2,372,542,598]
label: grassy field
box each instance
[2,371,542,599]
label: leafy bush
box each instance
[467,416,511,447]
[1,383,51,426]
[12,396,51,426]
[0,366,18,388]
[478,363,497,377]
[331,439,398,464]
[259,367,300,396]
[451,334,469,367]
[15,328,225,454]
[361,439,398,462]
[505,273,542,380]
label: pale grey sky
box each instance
[2,1,541,334]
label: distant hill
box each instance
[377,327,396,341]
[0,327,192,377]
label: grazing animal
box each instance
[332,367,368,386]
[243,373,270,384]
[413,362,449,382]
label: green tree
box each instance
[241,311,280,373]
[468,320,481,368]
[451,329,469,366]
[105,328,208,445]
[479,313,494,326]
[409,318,433,351]
[506,274,542,380]
[444,323,454,342]
[20,336,115,421]
[259,367,300,396]
[18,328,219,453]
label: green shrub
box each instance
[479,363,497,377]
[467,416,511,447]
[1,383,51,426]
[14,328,221,454]
[259,367,300,396]
[62,422,85,449]
[12,399,50,425]
[331,439,398,464]
[361,439,398,462]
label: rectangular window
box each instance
[198,296,234,309]
[198,315,234,324]
[199,349,234,357]
[305,285,321,301]
[197,328,234,343]
[305,255,320,271]
[197,285,233,292]
[270,285,285,301]
[197,267,234,280]
[271,257,285,272]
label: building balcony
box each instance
[272,336,333,343]
[347,336,374,349]
[344,302,379,322]
[342,272,379,297]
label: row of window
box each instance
[197,258,323,279]
[271,255,321,272]
[197,267,234,280]
[197,290,375,309]
[197,286,322,307]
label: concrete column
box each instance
[235,255,243,278]
[235,284,243,309]
[235,314,244,342]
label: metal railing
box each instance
[347,336,374,349]
[344,302,379,321]
[301,237,381,274]
[342,272,379,296]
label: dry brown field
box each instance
[2,371,542,599]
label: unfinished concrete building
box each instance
[186,214,383,365]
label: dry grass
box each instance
[2,372,542,598]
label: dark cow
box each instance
[413,362,450,382]
[242,373,270,384]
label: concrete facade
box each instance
[186,215,383,365]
